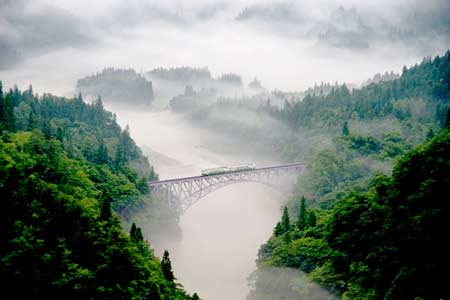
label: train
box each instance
[201,163,256,176]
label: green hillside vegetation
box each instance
[252,127,450,300]
[0,83,196,300]
[248,52,450,300]
[76,68,154,107]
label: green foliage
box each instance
[342,121,349,136]
[274,206,291,236]
[161,250,175,282]
[255,129,450,300]
[297,196,307,230]
[445,108,450,128]
[0,85,196,300]
[76,68,154,107]
[0,85,153,211]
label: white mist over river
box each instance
[115,109,284,300]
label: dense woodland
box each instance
[172,52,450,299]
[0,84,197,300]
[247,53,450,299]
[77,68,155,108]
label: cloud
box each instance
[0,0,93,69]
[234,0,450,53]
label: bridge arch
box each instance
[149,163,306,214]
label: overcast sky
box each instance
[1,0,449,95]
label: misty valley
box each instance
[1,1,450,300]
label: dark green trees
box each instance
[257,128,450,300]
[274,206,291,236]
[161,250,175,282]
[342,121,350,136]
[96,141,109,164]
[445,108,450,128]
[130,222,144,243]
[0,85,196,300]
[297,196,307,230]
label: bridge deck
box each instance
[148,163,306,186]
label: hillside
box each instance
[76,68,154,108]
[0,83,197,300]
[245,52,450,300]
[250,127,450,300]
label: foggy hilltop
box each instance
[1,1,450,300]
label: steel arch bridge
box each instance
[149,163,306,214]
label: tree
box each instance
[130,222,137,238]
[192,292,200,300]
[445,108,450,129]
[298,196,307,230]
[426,128,435,140]
[13,102,31,131]
[100,193,112,221]
[56,127,64,143]
[307,211,316,228]
[281,206,290,231]
[342,121,350,136]
[96,141,109,164]
[161,250,175,282]
[130,222,144,243]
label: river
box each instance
[115,109,284,300]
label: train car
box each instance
[201,163,256,176]
[232,163,256,172]
[201,166,232,176]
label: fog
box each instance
[115,109,284,300]
[1,0,449,94]
[1,1,449,299]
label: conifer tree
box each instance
[96,141,109,164]
[342,121,350,136]
[445,108,450,129]
[161,250,175,282]
[307,210,317,228]
[281,206,290,232]
[130,223,137,239]
[100,193,112,221]
[298,196,307,230]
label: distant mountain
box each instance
[147,66,212,82]
[77,68,154,108]
[146,66,244,105]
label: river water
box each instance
[115,109,284,300]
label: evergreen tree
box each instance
[130,222,137,239]
[42,120,52,139]
[298,196,307,230]
[0,95,15,131]
[342,121,350,136]
[130,223,144,243]
[274,222,284,236]
[161,250,175,282]
[100,193,112,221]
[56,127,64,143]
[445,108,450,129]
[96,141,109,164]
[307,210,316,228]
[281,206,290,232]
[426,128,435,140]
[135,227,144,243]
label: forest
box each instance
[76,68,155,108]
[168,51,450,300]
[246,53,450,299]
[0,84,198,300]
